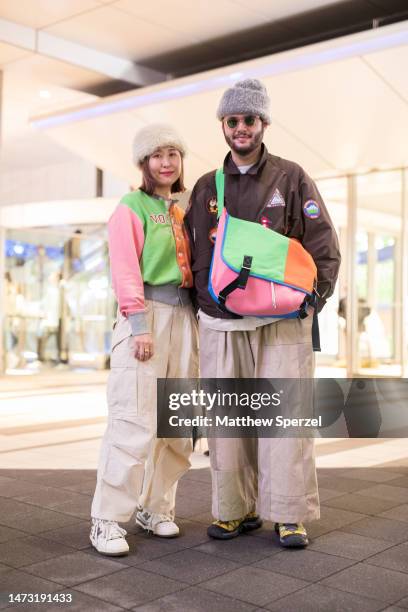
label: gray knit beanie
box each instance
[132,123,186,166]
[217,78,271,124]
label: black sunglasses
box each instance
[225,115,258,128]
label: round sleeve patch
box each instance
[208,227,217,244]
[303,200,321,219]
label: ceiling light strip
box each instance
[31,25,408,130]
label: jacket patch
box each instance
[208,227,217,244]
[303,200,320,219]
[207,197,218,214]
[267,188,285,208]
[150,213,170,224]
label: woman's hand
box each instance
[133,333,154,361]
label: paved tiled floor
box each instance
[1,464,408,611]
[2,375,408,610]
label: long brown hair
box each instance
[139,153,186,195]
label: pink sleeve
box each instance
[108,203,145,316]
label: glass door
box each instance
[3,224,114,373]
[353,171,403,376]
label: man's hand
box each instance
[133,333,154,361]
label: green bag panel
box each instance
[222,213,289,281]
[216,168,289,281]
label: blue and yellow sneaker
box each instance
[274,523,309,548]
[207,512,263,540]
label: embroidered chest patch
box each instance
[266,188,285,208]
[150,213,170,224]
[303,200,321,219]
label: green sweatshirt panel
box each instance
[120,190,182,286]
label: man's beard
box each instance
[223,125,264,156]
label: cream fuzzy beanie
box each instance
[132,123,186,166]
[217,78,271,124]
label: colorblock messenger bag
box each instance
[208,168,321,351]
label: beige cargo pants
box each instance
[91,300,198,522]
[199,314,320,524]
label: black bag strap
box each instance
[311,307,321,352]
[299,291,321,352]
[217,255,252,315]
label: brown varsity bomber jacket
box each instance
[184,144,341,319]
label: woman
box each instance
[90,124,198,556]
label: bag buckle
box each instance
[299,300,309,319]
[242,255,252,271]
[238,255,252,289]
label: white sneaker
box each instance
[135,509,179,537]
[90,518,129,556]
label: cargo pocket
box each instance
[108,303,158,427]
[137,372,157,421]
[103,414,151,489]
[110,334,134,368]
[107,367,138,421]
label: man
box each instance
[185,79,341,547]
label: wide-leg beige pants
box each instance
[91,300,198,522]
[199,314,320,524]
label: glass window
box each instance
[354,170,402,375]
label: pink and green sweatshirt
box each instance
[108,190,192,335]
